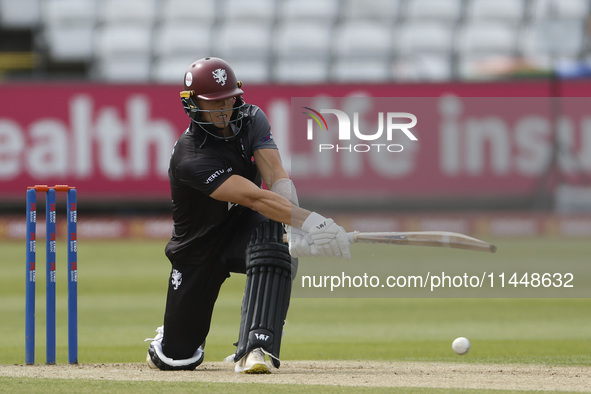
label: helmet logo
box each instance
[185,72,193,87]
[212,68,227,86]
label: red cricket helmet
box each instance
[180,57,245,139]
[183,57,244,100]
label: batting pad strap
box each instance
[270,178,299,206]
[234,220,292,368]
[247,244,293,270]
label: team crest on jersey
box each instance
[171,269,182,290]
[212,68,227,86]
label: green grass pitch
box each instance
[1,237,590,391]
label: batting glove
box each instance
[301,212,351,259]
[286,225,316,257]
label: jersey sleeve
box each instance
[249,106,278,151]
[175,155,233,196]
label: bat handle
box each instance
[282,231,358,244]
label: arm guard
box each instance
[270,178,299,206]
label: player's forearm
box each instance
[253,148,289,188]
[290,205,312,227]
[248,190,310,226]
[210,175,310,226]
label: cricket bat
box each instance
[284,231,497,253]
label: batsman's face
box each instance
[198,98,235,129]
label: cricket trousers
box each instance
[161,208,267,360]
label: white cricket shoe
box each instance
[146,326,164,369]
[145,326,204,371]
[146,348,158,369]
[234,348,270,374]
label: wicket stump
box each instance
[26,185,78,365]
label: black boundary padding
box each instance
[234,220,291,368]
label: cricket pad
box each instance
[234,220,292,368]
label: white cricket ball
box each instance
[452,337,471,355]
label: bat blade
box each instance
[352,231,497,253]
[283,231,497,253]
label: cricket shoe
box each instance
[232,348,271,374]
[145,326,204,371]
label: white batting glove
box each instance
[286,225,317,258]
[301,212,351,259]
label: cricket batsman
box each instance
[145,57,351,373]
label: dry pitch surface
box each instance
[2,361,591,392]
